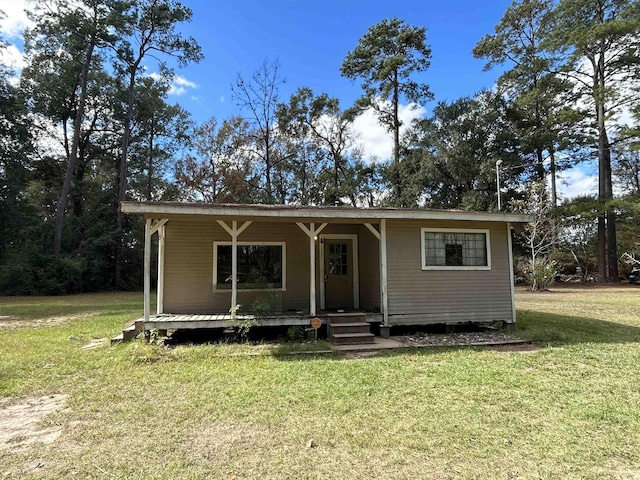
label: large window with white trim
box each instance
[213,242,286,290]
[421,228,491,270]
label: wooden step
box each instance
[326,312,367,324]
[330,332,375,345]
[113,320,144,344]
[328,322,371,335]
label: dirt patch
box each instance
[343,351,382,359]
[0,313,97,330]
[0,394,67,451]
[489,343,540,352]
[190,421,272,460]
[80,338,108,350]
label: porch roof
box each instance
[121,201,531,224]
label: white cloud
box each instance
[351,101,427,161]
[0,0,31,39]
[0,0,30,77]
[220,95,224,103]
[169,75,197,95]
[0,43,25,73]
[556,166,598,201]
[147,72,197,96]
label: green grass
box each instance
[1,286,640,479]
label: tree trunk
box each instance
[264,127,273,202]
[535,146,545,181]
[147,112,155,201]
[604,142,618,281]
[549,149,557,208]
[595,55,608,283]
[114,70,137,287]
[392,69,402,206]
[595,48,618,282]
[71,148,87,251]
[549,149,558,245]
[53,40,95,255]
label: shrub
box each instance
[287,326,305,342]
[523,257,557,291]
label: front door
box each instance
[324,239,354,310]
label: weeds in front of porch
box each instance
[130,339,179,363]
[287,326,305,341]
[188,339,334,357]
[228,303,259,340]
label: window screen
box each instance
[423,231,488,267]
[216,244,283,289]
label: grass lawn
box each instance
[1,286,640,479]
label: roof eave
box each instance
[121,201,532,223]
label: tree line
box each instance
[0,0,638,294]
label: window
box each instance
[329,243,348,275]
[213,242,286,290]
[421,229,491,270]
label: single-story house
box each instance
[121,202,529,343]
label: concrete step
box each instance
[328,322,371,335]
[330,332,375,345]
[326,312,367,324]
[110,333,124,345]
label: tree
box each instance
[24,0,126,255]
[175,116,256,203]
[277,87,358,205]
[127,76,192,201]
[512,182,557,291]
[613,147,640,195]
[340,18,432,205]
[403,90,521,210]
[473,0,583,207]
[0,18,34,262]
[232,59,286,203]
[546,0,640,281]
[113,0,203,286]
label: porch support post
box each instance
[365,222,388,325]
[144,218,152,323]
[309,223,316,316]
[296,222,327,316]
[217,220,252,320]
[231,221,238,320]
[507,222,516,324]
[156,223,166,314]
[380,219,389,326]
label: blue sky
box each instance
[0,0,600,199]
[175,0,512,122]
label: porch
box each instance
[138,311,384,331]
[131,206,392,333]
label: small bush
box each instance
[523,257,557,291]
[287,326,305,342]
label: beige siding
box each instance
[386,219,512,325]
[163,216,514,325]
[164,219,309,314]
[358,224,381,311]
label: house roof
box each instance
[121,201,531,223]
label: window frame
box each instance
[420,228,491,271]
[212,241,287,292]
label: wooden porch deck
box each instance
[141,312,384,331]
